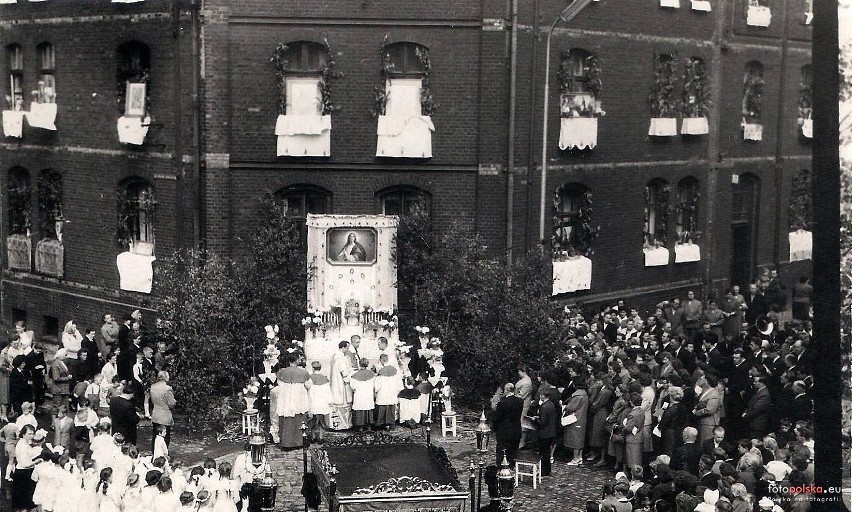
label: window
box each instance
[6,44,23,111]
[742,61,765,122]
[675,177,700,243]
[385,42,428,77]
[799,65,812,121]
[35,43,55,104]
[7,167,31,236]
[42,315,58,339]
[116,42,151,115]
[732,174,760,224]
[558,48,602,118]
[378,186,430,218]
[644,179,671,247]
[554,183,590,254]
[37,169,62,240]
[275,185,331,220]
[383,41,430,117]
[283,42,326,116]
[283,41,327,74]
[118,177,155,254]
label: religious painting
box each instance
[326,227,377,265]
[125,82,147,117]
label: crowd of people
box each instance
[0,309,184,512]
[485,273,822,512]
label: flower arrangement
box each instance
[4,94,23,111]
[552,187,600,261]
[264,324,280,341]
[682,57,710,118]
[649,54,680,118]
[558,52,605,118]
[644,184,672,247]
[240,378,260,411]
[284,339,305,355]
[742,73,765,121]
[414,325,430,336]
[378,316,398,335]
[301,308,325,334]
[676,189,701,244]
[789,169,812,231]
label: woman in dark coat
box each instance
[587,373,614,463]
[606,384,630,471]
[9,355,31,415]
[657,385,687,456]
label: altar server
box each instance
[307,361,332,443]
[276,354,312,449]
[329,341,353,430]
[374,355,401,429]
[350,359,376,431]
[398,378,421,424]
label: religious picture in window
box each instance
[326,228,377,265]
[125,83,147,117]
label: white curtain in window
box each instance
[116,252,156,293]
[2,111,24,138]
[276,77,331,156]
[376,78,434,158]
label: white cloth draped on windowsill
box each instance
[643,247,670,267]
[376,116,435,158]
[648,118,678,137]
[116,251,156,294]
[691,0,712,11]
[275,115,331,136]
[26,102,57,130]
[746,5,772,27]
[276,77,332,157]
[674,243,701,263]
[552,257,592,295]
[804,12,813,25]
[742,121,763,141]
[800,118,812,139]
[789,230,812,262]
[559,117,598,150]
[0,0,18,5]
[2,111,24,138]
[660,0,680,7]
[681,117,709,135]
[117,116,150,145]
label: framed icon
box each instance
[326,228,377,266]
[125,82,147,117]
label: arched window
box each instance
[6,44,23,111]
[380,41,433,116]
[7,167,31,236]
[742,61,765,122]
[675,177,700,243]
[275,184,331,221]
[789,169,811,231]
[384,42,429,77]
[553,183,595,258]
[278,41,328,117]
[37,169,62,240]
[117,41,151,116]
[644,179,671,247]
[118,178,155,255]
[650,54,678,118]
[377,186,430,218]
[558,48,602,118]
[799,65,812,122]
[36,43,56,104]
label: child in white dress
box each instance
[95,467,121,512]
[121,473,143,512]
[15,402,38,432]
[32,448,58,512]
[153,425,169,461]
[1,411,18,481]
[210,462,239,512]
[154,476,181,512]
[177,491,196,511]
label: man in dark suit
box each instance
[698,455,720,489]
[671,426,702,475]
[110,380,140,445]
[790,382,812,424]
[534,388,559,477]
[745,284,769,326]
[491,382,524,467]
[701,426,733,460]
[117,314,133,350]
[724,349,751,440]
[117,335,141,382]
[742,367,772,438]
[602,313,618,345]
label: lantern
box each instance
[475,411,491,452]
[498,452,515,511]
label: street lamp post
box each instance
[538,0,597,244]
[473,411,491,512]
[497,451,515,512]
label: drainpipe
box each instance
[171,0,184,252]
[506,0,518,264]
[773,0,790,270]
[525,0,539,252]
[190,0,205,254]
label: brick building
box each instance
[0,0,812,339]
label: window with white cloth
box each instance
[275,42,331,156]
[286,77,321,116]
[385,78,423,117]
[36,43,55,104]
[6,44,24,111]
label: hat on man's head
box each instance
[758,497,775,510]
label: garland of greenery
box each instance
[789,169,812,231]
[798,79,812,121]
[372,40,438,117]
[649,54,679,118]
[644,184,671,247]
[675,188,701,243]
[271,44,290,116]
[116,185,156,248]
[682,57,710,118]
[372,38,393,118]
[37,170,62,240]
[557,52,604,117]
[319,39,344,116]
[7,172,30,236]
[415,46,439,116]
[551,186,600,260]
[742,73,765,121]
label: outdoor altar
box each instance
[304,214,401,373]
[311,432,468,512]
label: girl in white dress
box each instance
[210,462,239,512]
[74,459,100,512]
[32,448,61,512]
[177,491,196,512]
[51,455,77,512]
[95,468,121,512]
[121,473,143,512]
[185,466,205,496]
[153,476,180,512]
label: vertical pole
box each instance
[506,0,519,264]
[538,24,556,244]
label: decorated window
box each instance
[6,44,23,111]
[682,57,709,117]
[273,41,340,117]
[117,177,155,255]
[789,169,811,231]
[116,41,150,116]
[378,186,430,218]
[649,54,678,118]
[798,65,812,139]
[37,169,62,240]
[558,48,603,118]
[644,179,671,247]
[675,177,700,243]
[7,167,31,236]
[742,61,765,140]
[35,43,55,104]
[553,183,599,260]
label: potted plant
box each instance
[746,0,772,27]
[551,187,599,294]
[558,53,605,150]
[681,58,710,135]
[648,55,679,137]
[741,73,765,141]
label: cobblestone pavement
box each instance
[251,417,610,512]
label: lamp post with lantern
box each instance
[472,410,491,512]
[497,451,515,512]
